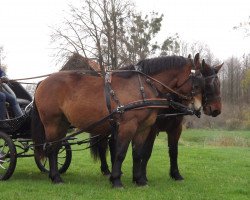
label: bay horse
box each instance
[31,55,202,188]
[138,58,223,183]
[91,54,223,185]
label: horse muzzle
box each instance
[203,106,221,117]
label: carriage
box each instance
[0,81,73,180]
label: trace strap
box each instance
[42,98,171,147]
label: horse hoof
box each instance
[52,179,64,184]
[133,178,148,186]
[170,173,184,181]
[102,170,111,177]
[52,177,64,184]
[110,177,123,188]
[112,184,124,189]
[112,181,124,189]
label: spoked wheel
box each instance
[34,140,72,174]
[0,131,17,180]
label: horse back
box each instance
[35,72,108,128]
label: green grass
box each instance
[0,129,249,200]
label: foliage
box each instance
[185,104,250,130]
[242,68,250,90]
[121,12,164,64]
[160,33,180,56]
[50,0,180,69]
[233,16,250,37]
[0,130,249,200]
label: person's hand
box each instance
[0,76,9,83]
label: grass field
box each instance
[0,129,249,200]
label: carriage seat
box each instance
[2,83,32,119]
[17,98,31,106]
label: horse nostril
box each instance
[212,110,221,117]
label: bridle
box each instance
[175,70,204,100]
[202,67,221,106]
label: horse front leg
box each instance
[132,142,146,186]
[47,143,63,183]
[110,138,130,188]
[140,126,158,183]
[132,127,154,186]
[167,124,184,180]
[110,121,136,188]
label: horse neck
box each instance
[149,67,191,94]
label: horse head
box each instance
[173,53,204,113]
[200,59,223,117]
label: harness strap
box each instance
[35,95,203,150]
[111,70,191,100]
[44,98,171,146]
[103,72,120,142]
[104,72,112,113]
[137,74,146,101]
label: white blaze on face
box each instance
[188,94,202,110]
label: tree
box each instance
[233,16,250,37]
[160,33,180,56]
[120,12,164,64]
[242,54,250,103]
[51,0,133,72]
[0,46,7,72]
[223,57,243,104]
[51,0,170,70]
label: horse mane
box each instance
[115,56,188,78]
[136,56,187,74]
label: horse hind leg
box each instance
[98,139,111,176]
[90,135,111,176]
[44,120,70,183]
[46,142,64,183]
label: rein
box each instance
[34,98,172,148]
[110,70,192,101]
[9,74,52,82]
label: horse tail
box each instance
[89,134,108,161]
[31,97,46,159]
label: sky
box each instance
[0,0,249,79]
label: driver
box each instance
[0,67,23,120]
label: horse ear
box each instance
[201,59,206,70]
[188,54,192,59]
[214,63,223,73]
[194,53,200,69]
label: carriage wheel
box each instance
[0,131,17,180]
[34,140,72,174]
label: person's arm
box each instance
[0,76,9,83]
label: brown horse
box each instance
[137,58,223,184]
[31,55,202,188]
[92,54,223,185]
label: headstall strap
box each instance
[137,74,146,101]
[104,71,123,113]
[104,72,112,113]
[104,72,120,139]
[134,65,147,101]
[145,78,159,97]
